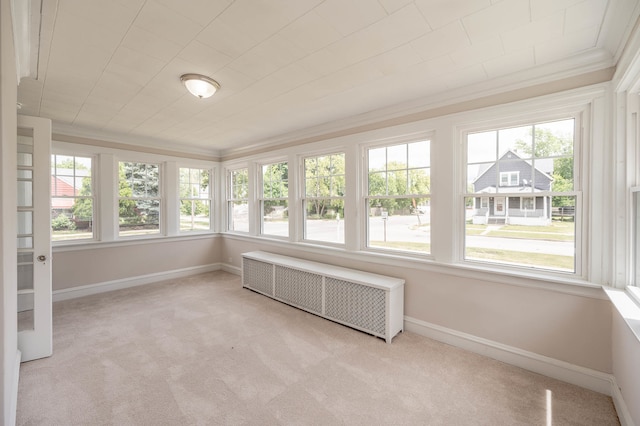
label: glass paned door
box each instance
[17,115,52,362]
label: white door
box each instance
[494,197,505,216]
[17,115,52,362]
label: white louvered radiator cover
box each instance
[242,251,404,343]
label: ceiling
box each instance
[17,0,640,157]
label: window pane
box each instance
[368,197,430,254]
[119,199,160,236]
[180,200,210,231]
[262,162,288,199]
[499,126,531,159]
[263,200,288,237]
[304,199,344,243]
[387,144,407,169]
[408,140,430,168]
[468,131,496,163]
[464,195,575,272]
[369,172,386,196]
[230,201,249,232]
[534,120,574,157]
[409,167,430,194]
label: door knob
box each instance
[37,255,46,262]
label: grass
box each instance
[370,241,431,253]
[465,221,574,242]
[466,247,574,271]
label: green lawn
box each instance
[465,221,574,242]
[466,247,574,271]
[370,241,431,253]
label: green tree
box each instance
[514,127,574,207]
[263,162,288,214]
[305,155,344,218]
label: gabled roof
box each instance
[472,150,554,185]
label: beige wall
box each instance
[223,237,612,373]
[1,0,19,423]
[52,236,221,291]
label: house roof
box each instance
[472,150,554,185]
[15,1,639,158]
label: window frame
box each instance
[226,166,250,233]
[362,136,432,257]
[258,160,289,239]
[300,151,346,246]
[117,160,163,238]
[461,112,584,276]
[178,166,213,233]
[50,153,96,243]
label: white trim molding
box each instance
[403,316,630,422]
[52,263,221,302]
[10,349,21,426]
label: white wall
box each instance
[1,0,19,423]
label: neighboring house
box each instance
[50,176,75,217]
[471,150,553,225]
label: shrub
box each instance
[51,214,76,231]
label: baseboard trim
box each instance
[404,316,615,396]
[221,263,241,275]
[9,349,21,426]
[610,378,635,426]
[52,263,222,302]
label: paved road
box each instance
[256,214,574,257]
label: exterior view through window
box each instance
[179,167,211,232]
[118,162,160,236]
[367,140,431,254]
[51,155,93,241]
[465,118,577,272]
[228,168,249,232]
[303,153,345,244]
[261,162,288,237]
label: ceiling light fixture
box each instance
[180,73,220,99]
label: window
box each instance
[179,167,211,232]
[260,162,288,237]
[51,154,94,241]
[303,153,345,244]
[465,118,577,273]
[228,168,249,232]
[521,196,534,211]
[500,171,519,186]
[118,162,160,237]
[366,140,431,254]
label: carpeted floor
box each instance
[17,271,619,425]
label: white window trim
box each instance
[50,153,97,243]
[362,137,432,256]
[300,151,346,246]
[460,105,587,279]
[258,160,289,239]
[51,141,217,245]
[226,166,250,234]
[500,171,519,187]
[178,165,214,234]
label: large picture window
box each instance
[464,118,578,272]
[51,154,94,241]
[260,162,288,237]
[303,153,345,244]
[366,140,431,254]
[179,167,211,232]
[227,168,249,232]
[118,162,160,237]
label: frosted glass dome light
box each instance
[180,74,220,99]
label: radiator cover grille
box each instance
[274,266,323,314]
[243,258,273,296]
[325,277,386,335]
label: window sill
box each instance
[604,287,640,342]
[221,233,605,300]
[52,232,219,252]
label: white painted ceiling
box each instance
[17,0,640,156]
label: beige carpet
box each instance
[17,271,619,425]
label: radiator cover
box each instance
[242,251,404,343]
